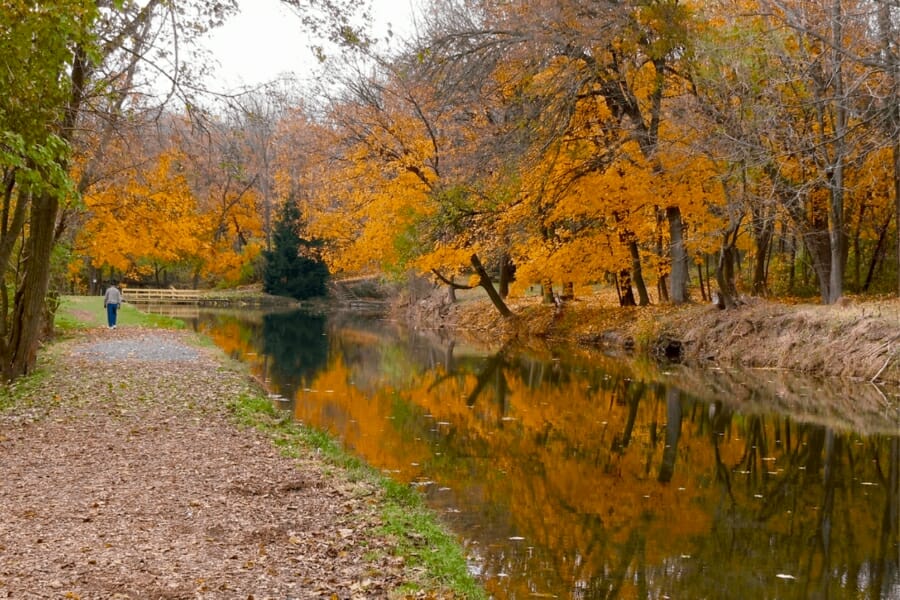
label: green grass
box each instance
[55,295,185,331]
[0,362,51,413]
[228,393,485,599]
[0,336,70,414]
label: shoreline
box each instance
[110,286,900,386]
[428,294,900,387]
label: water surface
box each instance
[172,307,899,599]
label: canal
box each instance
[164,306,899,599]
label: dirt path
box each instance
[0,329,419,599]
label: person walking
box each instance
[103,281,123,329]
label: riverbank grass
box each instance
[455,292,900,383]
[229,394,485,598]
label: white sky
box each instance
[200,0,417,90]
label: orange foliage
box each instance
[73,127,264,285]
[76,150,207,278]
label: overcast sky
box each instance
[200,0,417,89]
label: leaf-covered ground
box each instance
[0,328,441,599]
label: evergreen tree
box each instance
[262,198,329,300]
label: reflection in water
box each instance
[260,311,328,400]
[183,308,899,599]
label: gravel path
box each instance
[72,337,201,362]
[0,328,417,599]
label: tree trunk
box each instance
[894,143,900,296]
[788,234,797,293]
[826,0,848,304]
[541,278,554,305]
[705,254,713,301]
[618,270,636,306]
[802,209,833,302]
[562,281,574,300]
[656,220,669,303]
[892,128,900,296]
[4,192,59,380]
[1,42,87,380]
[852,202,866,292]
[767,163,832,301]
[498,252,512,298]
[863,211,894,291]
[615,210,650,306]
[696,262,707,302]
[715,227,741,309]
[657,387,683,483]
[629,240,650,305]
[666,206,689,303]
[471,253,512,317]
[657,275,669,304]
[716,246,739,309]
[877,0,900,296]
[751,208,774,296]
[0,184,31,349]
[826,173,847,303]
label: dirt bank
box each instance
[437,294,900,386]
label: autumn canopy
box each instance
[0,0,897,378]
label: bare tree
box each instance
[873,0,900,295]
[758,0,897,302]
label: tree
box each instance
[872,0,898,295]
[263,196,329,300]
[164,110,266,286]
[75,147,237,286]
[220,88,297,253]
[682,0,897,305]
[415,0,707,304]
[0,1,100,380]
[751,0,894,303]
[255,0,897,311]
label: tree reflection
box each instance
[409,348,898,598]
[875,437,899,596]
[194,310,900,599]
[260,310,328,396]
[611,378,646,453]
[462,350,509,409]
[658,387,683,483]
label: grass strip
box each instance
[227,393,485,599]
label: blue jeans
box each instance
[106,303,118,327]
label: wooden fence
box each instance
[124,288,201,304]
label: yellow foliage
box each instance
[256,0,894,301]
[412,244,473,276]
[74,148,262,283]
